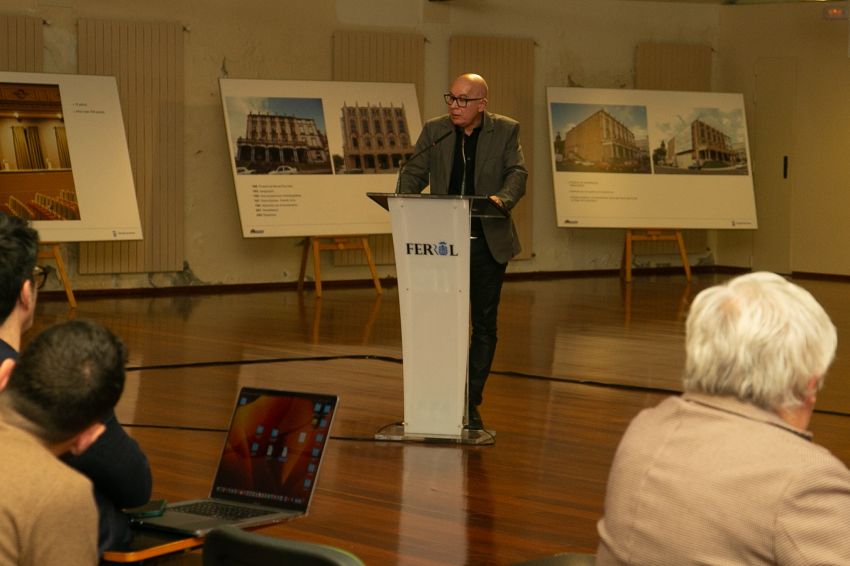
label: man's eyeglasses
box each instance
[443,94,484,108]
[31,265,49,290]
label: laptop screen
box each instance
[210,388,338,511]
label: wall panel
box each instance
[0,14,42,72]
[78,19,184,274]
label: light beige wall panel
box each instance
[0,14,43,72]
[787,26,850,275]
[750,57,793,274]
[78,19,184,274]
[715,3,850,275]
[635,42,712,93]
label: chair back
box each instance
[202,525,364,566]
[511,552,596,566]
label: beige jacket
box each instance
[597,393,850,565]
[0,418,99,565]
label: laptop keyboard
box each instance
[171,501,274,520]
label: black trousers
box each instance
[468,236,507,408]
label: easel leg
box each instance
[360,237,383,296]
[675,230,692,281]
[312,238,323,298]
[39,244,76,309]
[622,229,690,282]
[301,235,380,298]
[297,237,311,293]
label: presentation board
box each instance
[547,87,757,229]
[219,79,422,238]
[0,72,141,242]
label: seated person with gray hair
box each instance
[597,272,850,565]
[0,320,127,566]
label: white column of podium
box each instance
[388,197,470,438]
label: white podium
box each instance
[368,193,507,444]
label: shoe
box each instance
[466,405,484,430]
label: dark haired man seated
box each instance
[0,320,128,565]
[0,212,151,551]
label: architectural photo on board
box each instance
[0,82,80,221]
[225,96,332,176]
[337,102,414,174]
[652,107,749,175]
[551,103,651,174]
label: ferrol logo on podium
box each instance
[405,241,459,256]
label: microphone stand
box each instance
[460,135,467,196]
[395,128,454,193]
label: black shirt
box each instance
[449,123,484,236]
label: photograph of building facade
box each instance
[339,102,413,174]
[691,119,738,167]
[654,115,748,175]
[234,111,331,174]
[553,107,649,173]
[0,82,80,220]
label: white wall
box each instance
[8,0,847,288]
[715,2,850,275]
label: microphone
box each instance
[395,128,455,193]
[460,135,467,196]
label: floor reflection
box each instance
[621,278,692,327]
[301,292,385,345]
[464,449,494,565]
[399,445,467,565]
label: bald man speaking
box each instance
[397,73,527,430]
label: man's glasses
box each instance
[443,94,484,108]
[31,265,49,290]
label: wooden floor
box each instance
[31,273,850,566]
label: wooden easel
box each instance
[620,228,692,283]
[38,243,76,308]
[297,235,383,298]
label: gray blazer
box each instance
[398,112,527,264]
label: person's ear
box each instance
[804,375,820,407]
[19,278,35,311]
[67,422,106,456]
[0,358,15,391]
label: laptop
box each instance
[133,387,338,536]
